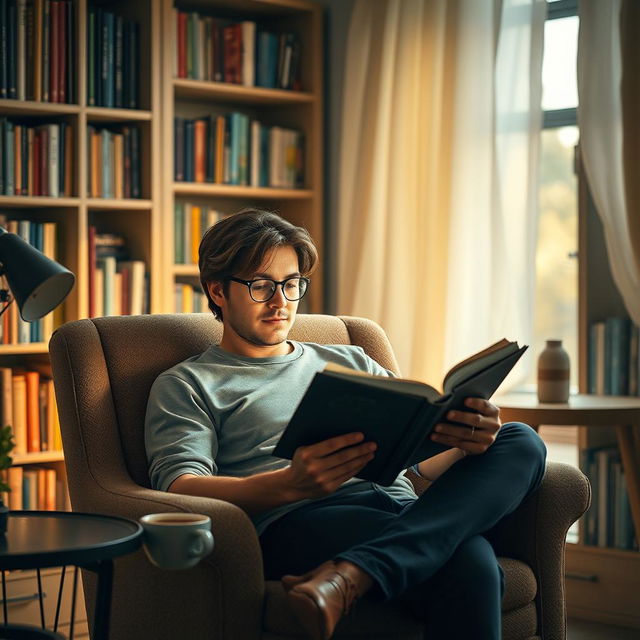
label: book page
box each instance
[443,340,521,392]
[323,362,441,402]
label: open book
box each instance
[273,339,527,486]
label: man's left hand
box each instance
[430,397,502,455]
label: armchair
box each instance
[49,313,590,639]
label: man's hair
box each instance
[198,208,319,321]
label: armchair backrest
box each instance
[49,313,399,509]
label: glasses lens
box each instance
[249,279,277,302]
[283,277,307,301]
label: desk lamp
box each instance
[0,227,75,321]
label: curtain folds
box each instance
[337,0,545,384]
[578,0,640,326]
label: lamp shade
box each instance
[0,228,75,322]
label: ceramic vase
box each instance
[537,339,570,403]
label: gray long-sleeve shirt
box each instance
[144,340,417,534]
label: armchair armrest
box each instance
[486,461,591,640]
[75,482,265,640]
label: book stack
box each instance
[0,216,61,345]
[588,316,640,396]
[87,124,141,198]
[86,7,139,108]
[0,0,75,103]
[581,445,637,551]
[174,283,208,314]
[174,202,222,264]
[0,366,62,456]
[1,465,71,510]
[174,114,304,188]
[172,9,301,90]
[87,227,149,318]
[0,118,73,196]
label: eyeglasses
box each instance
[226,276,310,303]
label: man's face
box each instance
[209,245,301,358]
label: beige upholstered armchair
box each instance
[49,314,590,640]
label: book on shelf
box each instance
[0,0,75,103]
[274,339,527,486]
[580,445,637,551]
[0,118,72,197]
[87,124,140,198]
[174,282,208,314]
[588,315,639,396]
[87,227,149,317]
[174,113,304,188]
[87,6,138,108]
[173,9,301,90]
[173,202,221,264]
[8,465,70,510]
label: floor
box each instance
[568,618,640,639]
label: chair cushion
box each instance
[263,557,537,638]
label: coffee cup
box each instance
[140,513,214,570]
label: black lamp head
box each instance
[0,227,75,322]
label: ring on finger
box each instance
[470,425,476,440]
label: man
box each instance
[145,209,546,640]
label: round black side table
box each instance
[0,512,143,640]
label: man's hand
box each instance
[430,397,502,456]
[283,432,377,500]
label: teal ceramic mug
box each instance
[140,513,214,570]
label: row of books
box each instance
[1,465,71,511]
[0,118,73,197]
[87,124,141,199]
[588,316,640,396]
[0,216,61,344]
[174,203,222,264]
[175,283,208,314]
[174,114,304,188]
[87,228,149,318]
[87,7,139,109]
[0,367,61,455]
[0,0,75,103]
[172,10,301,90]
[581,445,637,550]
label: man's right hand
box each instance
[283,432,377,500]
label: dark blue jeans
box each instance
[260,422,547,639]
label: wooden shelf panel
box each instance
[174,79,315,105]
[0,100,80,116]
[85,107,153,122]
[173,183,313,199]
[0,196,80,208]
[86,198,153,210]
[0,343,49,355]
[13,451,64,464]
[173,265,199,276]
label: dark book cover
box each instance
[57,120,64,194]
[41,0,49,101]
[21,121,28,194]
[49,0,57,102]
[174,116,184,181]
[114,14,123,108]
[206,114,215,182]
[65,0,72,102]
[184,119,194,183]
[58,0,66,103]
[0,0,7,99]
[25,0,34,100]
[7,0,16,99]
[127,21,138,108]
[274,345,527,486]
[123,125,131,198]
[103,10,114,108]
[87,6,95,105]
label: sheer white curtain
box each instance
[337,0,545,384]
[578,0,640,326]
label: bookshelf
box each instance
[159,0,324,315]
[0,0,162,634]
[558,157,640,628]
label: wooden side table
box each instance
[495,393,640,544]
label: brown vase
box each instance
[537,339,570,403]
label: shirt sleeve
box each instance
[144,373,219,492]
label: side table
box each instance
[0,511,142,640]
[496,393,640,545]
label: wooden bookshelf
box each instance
[159,0,324,314]
[0,0,161,633]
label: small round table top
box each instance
[0,511,143,571]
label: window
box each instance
[530,1,579,391]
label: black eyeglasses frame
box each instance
[226,276,310,303]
